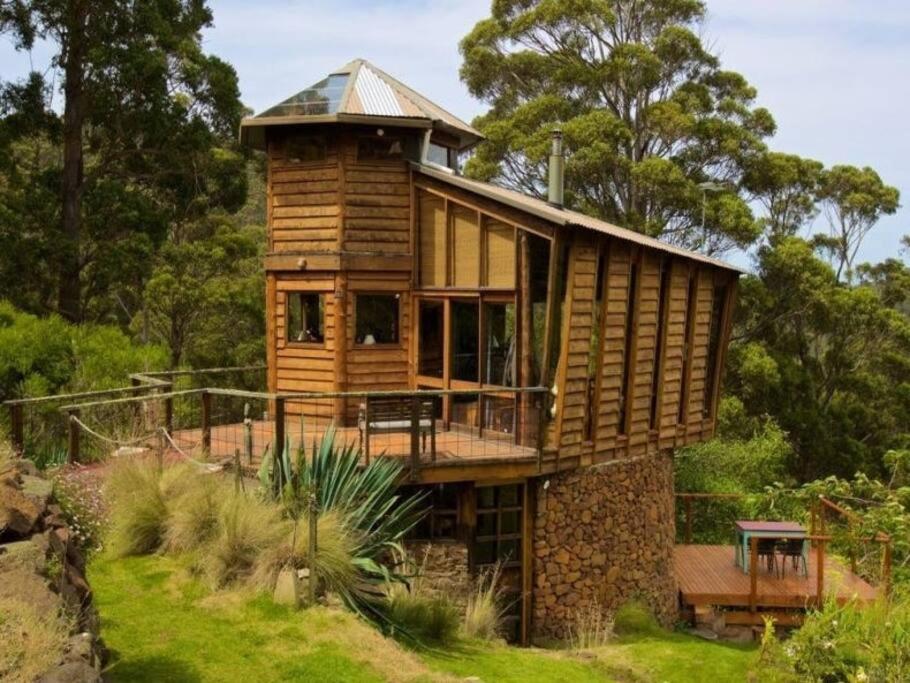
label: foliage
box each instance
[0,301,167,402]
[162,470,232,554]
[0,0,246,323]
[612,601,663,638]
[0,596,70,682]
[460,0,770,254]
[762,592,910,682]
[463,562,507,641]
[567,600,614,651]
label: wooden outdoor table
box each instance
[734,520,808,575]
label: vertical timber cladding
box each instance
[684,268,717,442]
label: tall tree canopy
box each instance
[460,0,772,254]
[0,0,246,322]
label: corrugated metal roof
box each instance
[413,163,745,273]
[241,59,483,150]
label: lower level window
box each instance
[355,294,400,345]
[287,292,324,344]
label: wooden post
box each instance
[162,382,174,435]
[409,395,420,481]
[749,536,758,613]
[9,403,24,454]
[67,408,81,464]
[308,493,318,604]
[333,273,348,425]
[685,496,693,544]
[274,397,286,462]
[816,538,825,607]
[201,390,212,455]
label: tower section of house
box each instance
[241,59,742,645]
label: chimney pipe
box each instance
[548,129,565,208]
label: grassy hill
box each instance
[90,555,758,682]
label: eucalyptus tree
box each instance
[460,0,771,254]
[0,0,246,322]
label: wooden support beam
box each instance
[9,403,23,454]
[333,272,349,424]
[274,396,286,458]
[816,539,825,607]
[67,409,80,464]
[409,395,420,481]
[749,536,758,613]
[201,390,212,455]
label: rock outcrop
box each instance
[0,455,104,682]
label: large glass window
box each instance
[484,302,515,386]
[418,300,444,378]
[287,292,325,344]
[418,192,447,287]
[451,301,479,381]
[405,483,458,541]
[451,206,480,287]
[284,135,326,163]
[257,73,348,117]
[355,294,400,345]
[357,136,403,161]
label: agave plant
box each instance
[258,424,428,623]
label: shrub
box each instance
[202,491,283,587]
[764,592,910,682]
[612,602,662,638]
[386,589,461,645]
[463,562,506,641]
[53,471,106,555]
[0,596,70,681]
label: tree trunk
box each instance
[58,1,89,322]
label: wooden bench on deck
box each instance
[358,396,436,463]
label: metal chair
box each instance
[757,538,779,576]
[777,538,807,577]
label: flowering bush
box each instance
[53,466,107,556]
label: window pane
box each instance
[482,396,515,435]
[427,142,451,167]
[451,394,478,429]
[485,220,515,288]
[418,300,444,378]
[484,302,515,386]
[257,73,349,117]
[355,294,399,344]
[357,136,403,161]
[499,539,521,564]
[500,510,521,535]
[451,301,478,381]
[451,205,480,287]
[284,135,326,163]
[476,512,497,538]
[499,485,520,507]
[287,293,324,343]
[475,540,497,566]
[418,192,446,287]
[477,486,496,510]
[434,514,456,540]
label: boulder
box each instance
[0,482,44,537]
[35,660,101,683]
[22,474,55,505]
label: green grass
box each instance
[90,554,759,682]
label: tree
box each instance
[459,0,772,254]
[0,0,246,322]
[742,151,823,245]
[815,165,900,283]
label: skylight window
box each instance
[257,73,349,118]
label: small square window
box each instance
[287,292,325,344]
[284,135,326,163]
[355,294,400,345]
[357,136,403,161]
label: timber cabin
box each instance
[240,59,741,643]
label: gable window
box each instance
[355,294,400,345]
[427,142,455,168]
[287,292,325,344]
[357,136,403,161]
[284,135,326,163]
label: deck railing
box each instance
[676,492,893,600]
[4,376,548,478]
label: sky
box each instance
[2,0,908,266]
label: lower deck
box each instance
[675,544,877,623]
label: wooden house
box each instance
[240,59,741,643]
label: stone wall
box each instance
[531,451,677,640]
[1,455,104,682]
[405,541,472,610]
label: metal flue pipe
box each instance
[548,129,565,208]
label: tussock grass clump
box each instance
[163,471,232,554]
[463,562,506,641]
[202,491,284,588]
[567,600,613,651]
[106,457,188,557]
[0,596,70,681]
[252,510,358,594]
[612,601,662,637]
[387,587,461,645]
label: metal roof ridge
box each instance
[410,163,746,273]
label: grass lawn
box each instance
[90,554,758,682]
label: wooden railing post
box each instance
[409,395,420,481]
[201,390,211,455]
[308,493,318,603]
[749,536,758,613]
[67,408,81,464]
[684,496,693,544]
[274,397,285,463]
[162,382,174,434]
[816,538,825,607]
[9,403,24,454]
